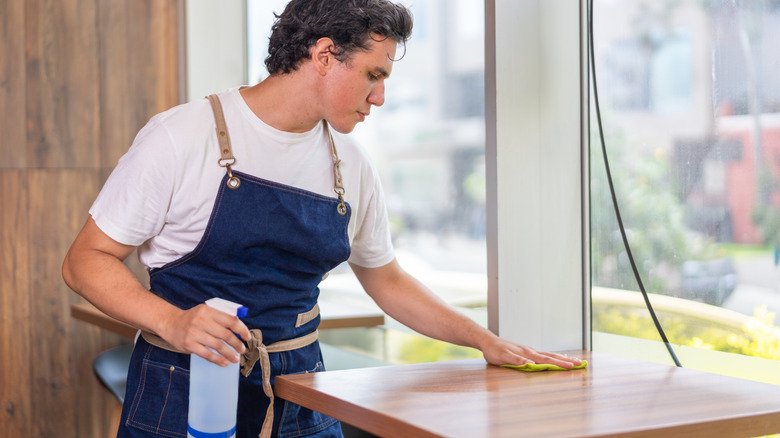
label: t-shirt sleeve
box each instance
[347,160,395,268]
[89,116,176,247]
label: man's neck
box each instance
[239,72,322,133]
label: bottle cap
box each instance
[205,297,248,318]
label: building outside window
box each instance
[590,0,780,384]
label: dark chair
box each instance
[93,344,134,438]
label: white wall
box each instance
[186,0,247,102]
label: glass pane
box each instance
[247,1,487,365]
[590,0,780,380]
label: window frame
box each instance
[485,0,589,351]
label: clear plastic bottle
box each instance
[188,298,248,438]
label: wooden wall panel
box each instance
[28,169,102,437]
[35,169,126,437]
[144,1,183,117]
[100,0,182,168]
[0,0,183,437]
[0,171,32,438]
[25,0,100,169]
[0,0,26,169]
[98,0,133,168]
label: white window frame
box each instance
[485,0,589,351]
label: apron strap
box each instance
[323,120,348,216]
[207,94,241,189]
[140,330,180,352]
[206,94,347,214]
[206,94,347,216]
[295,302,320,328]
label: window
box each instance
[247,0,488,365]
[197,0,779,378]
[590,0,780,384]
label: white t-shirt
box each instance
[90,87,395,270]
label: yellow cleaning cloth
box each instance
[501,360,588,372]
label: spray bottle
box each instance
[188,297,248,438]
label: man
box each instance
[63,1,581,437]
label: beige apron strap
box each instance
[141,331,183,353]
[323,120,347,216]
[295,303,321,328]
[240,328,319,438]
[207,94,241,189]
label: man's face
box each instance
[322,36,397,134]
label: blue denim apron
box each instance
[117,96,351,438]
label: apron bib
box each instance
[117,95,351,438]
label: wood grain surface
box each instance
[275,351,780,438]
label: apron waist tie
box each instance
[242,328,319,438]
[140,329,319,438]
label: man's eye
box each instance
[368,73,379,81]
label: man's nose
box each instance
[368,81,385,107]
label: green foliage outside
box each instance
[719,243,775,260]
[751,163,780,245]
[590,123,724,296]
[318,324,484,366]
[387,302,780,364]
[589,112,780,363]
[387,329,483,364]
[594,304,780,360]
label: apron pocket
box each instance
[126,358,189,438]
[278,361,340,438]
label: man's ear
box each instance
[311,37,336,75]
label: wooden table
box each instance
[71,301,384,339]
[275,350,780,437]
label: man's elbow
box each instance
[61,249,78,292]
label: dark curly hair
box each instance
[265,0,413,75]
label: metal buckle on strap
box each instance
[207,94,241,189]
[323,120,347,216]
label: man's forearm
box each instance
[350,259,493,350]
